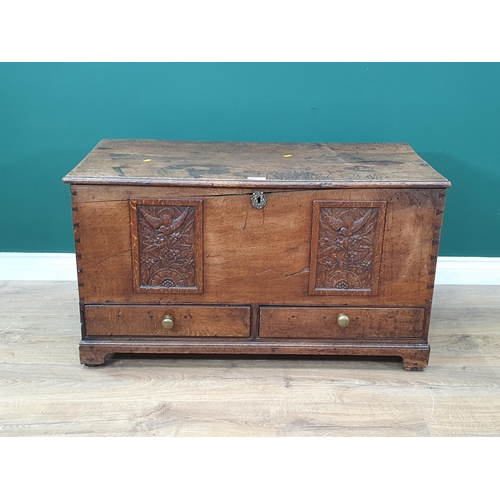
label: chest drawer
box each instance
[85,305,251,338]
[259,306,426,340]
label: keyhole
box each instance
[251,191,267,209]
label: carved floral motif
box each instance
[136,204,197,289]
[316,207,379,291]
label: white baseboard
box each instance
[0,253,78,281]
[433,257,500,285]
[0,253,499,285]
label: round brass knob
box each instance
[161,314,174,330]
[337,313,350,328]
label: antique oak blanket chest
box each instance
[63,140,450,369]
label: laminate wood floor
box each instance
[0,281,499,436]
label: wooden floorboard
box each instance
[0,281,499,436]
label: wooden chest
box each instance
[63,140,450,370]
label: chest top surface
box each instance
[63,140,451,189]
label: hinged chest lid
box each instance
[63,139,451,189]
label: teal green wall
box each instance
[0,63,499,256]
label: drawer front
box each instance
[259,306,425,340]
[85,305,251,337]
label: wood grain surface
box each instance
[71,187,443,307]
[1,281,499,436]
[85,304,251,337]
[62,140,451,189]
[258,306,425,339]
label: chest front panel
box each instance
[72,185,443,307]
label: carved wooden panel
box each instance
[130,198,203,293]
[309,200,386,295]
